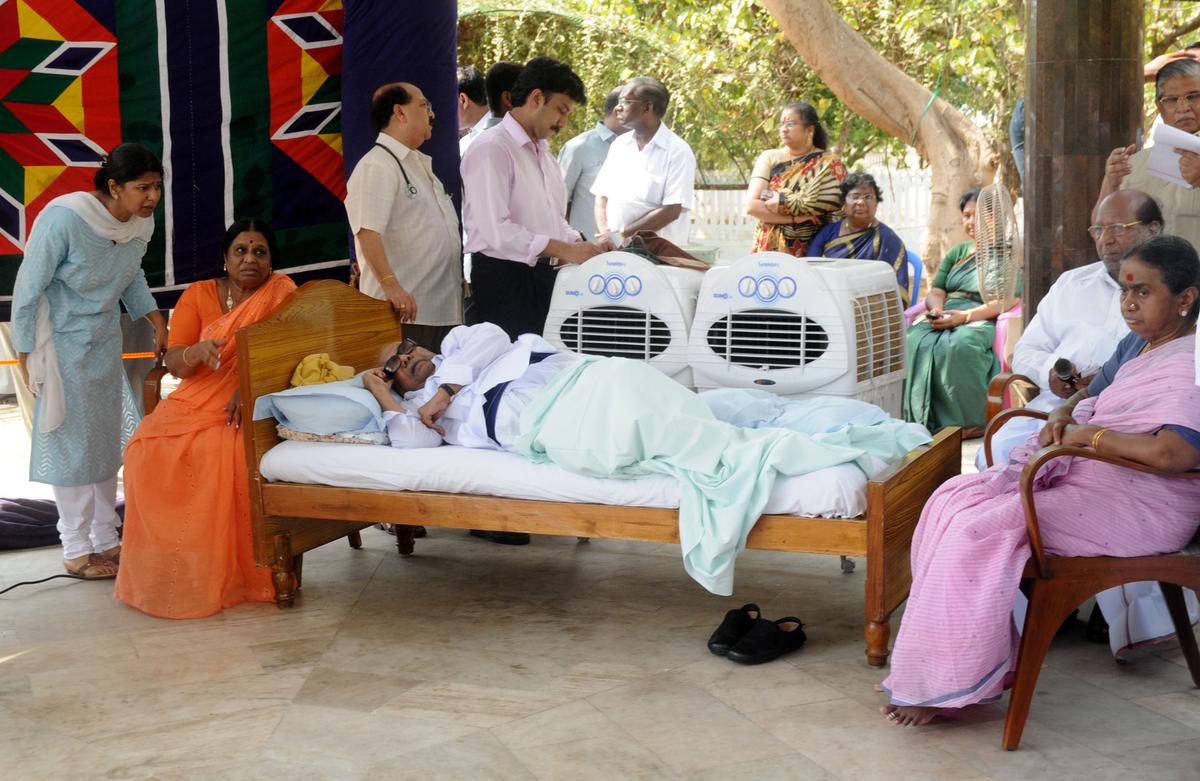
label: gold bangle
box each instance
[380,274,396,283]
[964,309,973,323]
[182,345,197,368]
[1092,428,1108,451]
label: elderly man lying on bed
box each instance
[268,323,930,594]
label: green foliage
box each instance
[458,0,1198,183]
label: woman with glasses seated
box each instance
[1096,58,1200,251]
[745,101,846,257]
[902,188,1002,437]
[807,172,911,303]
[116,218,296,618]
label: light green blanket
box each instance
[516,357,931,595]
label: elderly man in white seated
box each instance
[316,322,931,595]
[982,193,1198,659]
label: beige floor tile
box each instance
[365,730,536,780]
[1131,689,1200,730]
[588,679,794,774]
[292,666,419,712]
[925,718,1132,780]
[688,753,832,781]
[377,680,566,727]
[491,699,629,749]
[516,736,677,780]
[668,656,843,713]
[1117,737,1200,779]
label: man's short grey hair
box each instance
[1156,59,1200,101]
[626,76,669,117]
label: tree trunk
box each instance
[759,0,1000,270]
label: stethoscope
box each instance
[374,143,419,199]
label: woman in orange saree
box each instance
[115,218,296,618]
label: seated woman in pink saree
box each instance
[116,219,296,618]
[881,235,1200,725]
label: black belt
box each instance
[482,352,553,445]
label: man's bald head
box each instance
[1093,190,1163,276]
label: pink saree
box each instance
[882,334,1200,707]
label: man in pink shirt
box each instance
[461,57,602,339]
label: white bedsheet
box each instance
[260,440,869,519]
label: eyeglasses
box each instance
[1087,220,1147,240]
[779,121,804,130]
[1157,91,1200,112]
[382,338,421,380]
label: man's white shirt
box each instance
[591,122,695,246]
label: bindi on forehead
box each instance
[1126,273,1134,281]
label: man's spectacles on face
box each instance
[1087,220,1147,240]
[382,338,421,380]
[1158,91,1200,112]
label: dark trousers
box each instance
[401,323,456,353]
[469,252,559,339]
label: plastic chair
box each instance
[993,301,1023,373]
[905,250,922,308]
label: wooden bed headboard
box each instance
[236,280,400,476]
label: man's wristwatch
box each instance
[439,383,457,398]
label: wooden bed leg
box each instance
[292,553,304,590]
[272,532,296,608]
[395,525,415,556]
[865,620,890,667]
[347,531,363,549]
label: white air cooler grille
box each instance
[852,292,905,381]
[559,305,672,359]
[705,309,829,368]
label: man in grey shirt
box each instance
[558,88,624,241]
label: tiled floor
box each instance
[2,407,1199,779]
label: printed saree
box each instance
[751,149,846,256]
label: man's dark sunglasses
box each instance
[382,338,421,380]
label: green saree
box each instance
[902,242,999,431]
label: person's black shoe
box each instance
[707,603,761,655]
[1086,603,1110,644]
[726,617,806,665]
[469,529,530,545]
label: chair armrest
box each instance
[143,365,168,415]
[904,301,927,328]
[986,373,1038,423]
[1018,445,1200,577]
[982,407,1048,469]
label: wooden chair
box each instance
[984,372,1037,426]
[984,409,1200,750]
[142,360,363,552]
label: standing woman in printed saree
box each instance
[745,101,847,257]
[882,235,1200,727]
[11,143,168,580]
[807,172,911,303]
[116,218,296,619]
[902,188,1001,436]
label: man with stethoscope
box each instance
[345,81,464,349]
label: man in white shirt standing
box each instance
[456,66,489,145]
[345,82,463,348]
[592,77,696,248]
[558,88,625,240]
[980,189,1162,470]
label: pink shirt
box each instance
[461,113,580,265]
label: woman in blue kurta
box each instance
[808,172,910,303]
[12,143,167,579]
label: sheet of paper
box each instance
[1147,122,1200,188]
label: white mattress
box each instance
[260,440,869,519]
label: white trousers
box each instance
[53,477,119,560]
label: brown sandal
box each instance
[64,554,119,580]
[97,544,121,565]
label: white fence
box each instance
[688,151,933,263]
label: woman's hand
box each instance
[185,338,225,370]
[928,309,965,331]
[1039,406,1077,447]
[224,389,242,428]
[1059,424,1102,450]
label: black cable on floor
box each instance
[0,573,85,595]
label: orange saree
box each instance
[115,274,295,618]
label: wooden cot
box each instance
[236,281,961,667]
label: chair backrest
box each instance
[906,250,922,307]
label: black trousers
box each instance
[469,252,559,339]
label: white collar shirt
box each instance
[591,121,696,246]
[344,133,462,325]
[1011,261,1127,411]
[458,110,495,157]
[460,113,580,265]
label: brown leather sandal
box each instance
[64,554,119,580]
[97,544,121,565]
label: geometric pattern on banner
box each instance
[268,0,345,199]
[0,0,119,253]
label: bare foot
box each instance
[873,683,885,693]
[880,704,943,726]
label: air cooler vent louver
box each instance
[705,309,828,369]
[852,293,905,382]
[560,306,672,359]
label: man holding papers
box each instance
[1095,60,1200,250]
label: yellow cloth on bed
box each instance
[290,353,355,387]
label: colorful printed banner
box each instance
[0,0,351,317]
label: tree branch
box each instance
[1151,13,1200,59]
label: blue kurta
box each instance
[11,205,157,486]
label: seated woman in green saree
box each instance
[902,189,1002,435]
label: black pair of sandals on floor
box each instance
[707,603,806,664]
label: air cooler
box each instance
[544,251,705,386]
[688,252,906,417]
